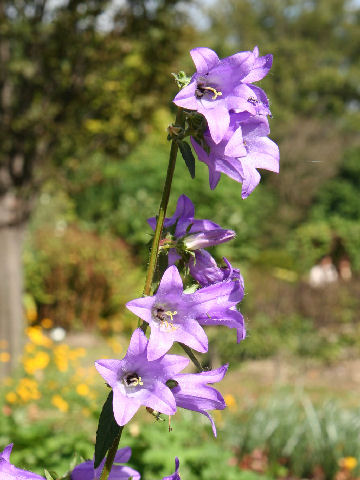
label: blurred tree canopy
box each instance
[0,0,195,373]
[63,0,360,270]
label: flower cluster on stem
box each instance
[2,45,279,480]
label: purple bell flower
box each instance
[172,365,228,436]
[0,444,45,480]
[173,46,272,144]
[95,329,189,426]
[71,447,140,480]
[162,458,180,480]
[126,265,245,361]
[147,194,235,267]
[189,251,244,289]
[192,112,279,198]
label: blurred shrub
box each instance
[24,226,141,333]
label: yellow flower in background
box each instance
[0,352,10,362]
[24,351,50,375]
[16,378,41,403]
[54,344,70,372]
[224,393,237,410]
[41,318,53,329]
[76,383,90,396]
[52,394,69,412]
[26,327,52,348]
[6,392,17,404]
[339,457,358,470]
[68,347,86,363]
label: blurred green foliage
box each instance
[3,382,360,480]
[226,395,360,480]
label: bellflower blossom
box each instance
[192,112,279,198]
[126,265,245,361]
[0,444,44,480]
[173,47,272,143]
[95,328,189,426]
[71,447,140,480]
[162,458,180,480]
[147,194,235,270]
[172,365,228,437]
[189,251,244,289]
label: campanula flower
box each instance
[71,447,140,480]
[162,458,180,480]
[0,444,44,480]
[147,194,235,267]
[189,251,244,289]
[192,112,279,198]
[95,329,189,426]
[173,47,272,143]
[172,365,228,436]
[126,265,245,360]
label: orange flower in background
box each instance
[0,352,10,363]
[24,351,50,375]
[51,394,69,412]
[339,457,358,471]
[41,318,54,329]
[76,383,90,396]
[5,392,17,404]
[26,326,52,348]
[224,393,237,410]
[16,378,41,403]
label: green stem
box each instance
[99,427,124,480]
[140,107,184,331]
[100,108,184,480]
[179,343,204,372]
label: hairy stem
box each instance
[140,107,184,331]
[100,108,184,480]
[99,427,124,480]
[179,343,204,372]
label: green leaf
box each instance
[94,391,120,468]
[178,141,195,179]
[44,470,56,480]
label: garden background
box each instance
[1,0,360,479]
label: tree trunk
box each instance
[0,223,26,377]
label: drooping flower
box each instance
[147,194,235,268]
[95,328,189,426]
[172,365,228,436]
[173,47,272,143]
[126,265,245,361]
[71,447,140,480]
[162,458,181,480]
[189,251,244,289]
[0,444,45,480]
[191,112,279,198]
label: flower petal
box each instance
[190,47,219,74]
[156,265,184,299]
[126,297,155,324]
[95,359,122,387]
[113,388,141,426]
[203,106,230,144]
[242,53,273,83]
[139,380,177,415]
